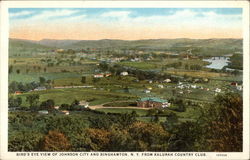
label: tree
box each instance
[8,97,22,108]
[41,130,71,151]
[16,69,20,74]
[199,93,243,152]
[164,112,178,131]
[39,77,46,85]
[167,121,201,151]
[128,122,170,151]
[40,99,55,110]
[82,128,110,151]
[8,130,43,151]
[81,76,86,84]
[26,94,40,109]
[9,65,13,74]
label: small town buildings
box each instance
[94,74,104,78]
[38,110,49,114]
[34,86,46,91]
[120,71,128,76]
[14,91,22,95]
[137,97,170,108]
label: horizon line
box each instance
[9,37,243,41]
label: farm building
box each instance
[137,97,170,108]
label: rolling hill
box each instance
[9,38,243,57]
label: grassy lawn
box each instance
[14,88,138,107]
[165,69,228,78]
[118,61,159,70]
[9,72,82,83]
[95,108,148,116]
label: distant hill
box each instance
[38,39,81,48]
[9,38,53,57]
[9,38,243,57]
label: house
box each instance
[158,84,164,88]
[144,90,151,93]
[120,72,128,76]
[236,85,243,91]
[163,79,171,83]
[94,74,104,78]
[14,91,22,95]
[79,101,89,108]
[60,110,69,115]
[137,97,170,108]
[38,110,48,114]
[215,88,221,93]
[34,86,46,91]
[54,106,60,110]
[191,85,197,89]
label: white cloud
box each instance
[29,9,81,21]
[101,11,131,18]
[9,11,33,18]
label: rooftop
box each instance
[139,97,168,103]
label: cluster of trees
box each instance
[8,93,242,152]
[9,81,40,93]
[99,62,176,82]
[9,77,52,93]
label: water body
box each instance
[203,57,230,70]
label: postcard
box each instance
[0,1,249,160]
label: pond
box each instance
[203,56,230,70]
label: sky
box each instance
[9,8,242,40]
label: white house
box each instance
[163,79,171,83]
[144,90,151,93]
[236,85,243,91]
[120,72,128,76]
[158,85,164,88]
[215,88,221,93]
